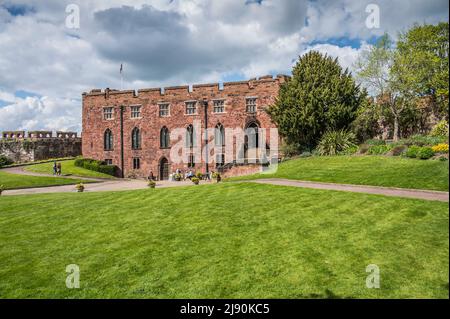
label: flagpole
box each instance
[120,63,123,90]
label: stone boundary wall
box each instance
[0,131,81,163]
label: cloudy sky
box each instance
[0,0,448,133]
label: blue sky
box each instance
[0,0,448,132]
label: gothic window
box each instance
[160,126,170,149]
[131,127,141,150]
[104,129,113,150]
[215,123,225,147]
[186,124,195,148]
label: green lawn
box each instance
[0,171,90,190]
[0,183,447,298]
[24,160,115,179]
[232,156,449,191]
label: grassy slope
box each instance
[0,171,90,190]
[232,156,449,191]
[0,183,447,298]
[24,160,115,179]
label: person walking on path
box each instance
[56,162,62,176]
[52,161,57,175]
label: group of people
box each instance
[146,169,218,182]
[52,161,62,176]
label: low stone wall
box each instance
[0,137,81,163]
[221,164,264,178]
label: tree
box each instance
[268,51,365,149]
[351,95,382,142]
[355,34,406,141]
[392,22,449,119]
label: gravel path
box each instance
[249,178,449,202]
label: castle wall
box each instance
[82,75,287,178]
[0,134,81,163]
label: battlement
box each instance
[82,74,290,98]
[1,131,79,140]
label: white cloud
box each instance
[0,95,80,132]
[302,42,373,74]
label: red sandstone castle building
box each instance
[82,75,288,179]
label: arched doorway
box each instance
[159,157,169,181]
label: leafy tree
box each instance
[351,95,384,142]
[268,51,365,149]
[355,34,407,141]
[392,22,449,118]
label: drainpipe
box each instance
[120,105,125,178]
[203,99,209,175]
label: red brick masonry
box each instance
[82,75,288,179]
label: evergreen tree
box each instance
[268,51,365,149]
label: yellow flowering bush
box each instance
[432,143,449,153]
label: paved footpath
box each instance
[1,166,194,196]
[250,178,449,202]
[2,167,448,201]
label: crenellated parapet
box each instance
[56,131,78,139]
[82,74,291,99]
[2,131,80,140]
[2,131,26,139]
[28,131,53,138]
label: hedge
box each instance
[74,157,117,176]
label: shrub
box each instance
[316,130,357,156]
[405,145,421,158]
[75,183,85,192]
[299,151,312,158]
[416,147,435,160]
[148,180,156,188]
[191,177,200,185]
[388,145,407,156]
[430,120,449,137]
[0,185,4,196]
[196,172,203,179]
[367,144,393,155]
[0,155,13,168]
[407,134,446,147]
[280,142,301,158]
[340,144,358,155]
[126,170,139,179]
[432,143,449,153]
[364,139,386,146]
[74,157,117,176]
[358,144,370,154]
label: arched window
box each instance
[186,124,195,148]
[215,123,225,147]
[104,129,113,151]
[246,122,259,149]
[131,127,141,150]
[160,127,170,148]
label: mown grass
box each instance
[0,183,447,298]
[230,156,449,191]
[24,160,115,179]
[0,171,90,190]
